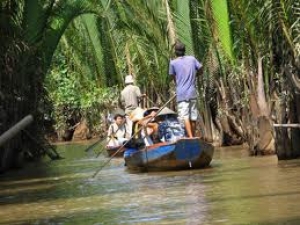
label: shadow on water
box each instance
[0,144,130,205]
[31,216,300,225]
[0,151,129,223]
[11,210,123,225]
[8,213,300,225]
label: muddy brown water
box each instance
[1,143,300,225]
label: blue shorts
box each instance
[177,99,198,121]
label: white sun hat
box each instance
[125,74,135,84]
[129,107,145,121]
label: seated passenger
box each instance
[155,107,186,143]
[122,107,158,148]
[127,107,145,137]
[138,107,159,146]
[106,109,130,148]
[128,107,145,139]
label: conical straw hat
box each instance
[143,106,159,117]
[156,107,176,117]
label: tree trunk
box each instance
[275,66,300,159]
[257,57,270,116]
[125,43,134,76]
[202,101,213,142]
[249,57,275,155]
[215,79,243,146]
[165,0,176,46]
[274,92,291,159]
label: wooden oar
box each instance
[84,137,105,152]
[92,94,177,178]
[94,136,116,158]
[145,95,156,106]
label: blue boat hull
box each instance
[124,138,214,170]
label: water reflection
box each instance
[1,143,300,224]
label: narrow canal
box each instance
[1,143,300,225]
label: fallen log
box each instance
[0,115,33,147]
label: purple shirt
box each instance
[169,56,202,102]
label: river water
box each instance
[1,143,300,225]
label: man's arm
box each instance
[139,93,146,99]
[136,87,146,105]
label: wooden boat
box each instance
[124,138,214,170]
[106,145,127,157]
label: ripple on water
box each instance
[1,145,300,224]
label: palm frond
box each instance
[211,0,235,63]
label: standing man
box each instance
[169,42,202,138]
[121,74,146,116]
[121,74,146,136]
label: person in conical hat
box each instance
[134,106,186,144]
[155,107,186,143]
[120,106,159,147]
[156,107,176,118]
[143,106,160,117]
